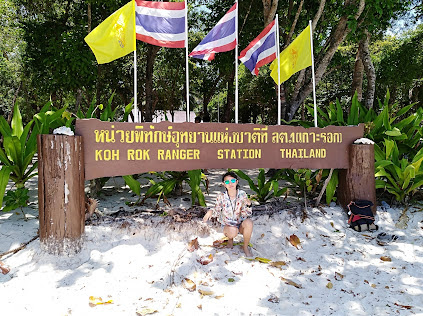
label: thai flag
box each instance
[135,0,186,48]
[239,20,277,75]
[189,3,237,60]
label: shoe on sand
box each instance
[376,232,404,246]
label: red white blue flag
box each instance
[135,0,186,48]
[189,3,237,60]
[239,20,277,75]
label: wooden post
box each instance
[37,135,85,255]
[338,143,376,214]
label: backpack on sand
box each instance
[347,200,378,232]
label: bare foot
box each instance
[226,239,234,249]
[243,246,253,257]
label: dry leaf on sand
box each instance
[182,278,196,292]
[287,234,301,249]
[212,239,227,248]
[136,308,158,316]
[380,256,392,262]
[394,302,412,310]
[268,294,280,303]
[0,261,10,275]
[326,282,333,289]
[197,254,213,265]
[188,238,199,252]
[334,272,344,281]
[89,296,113,307]
[198,289,214,296]
[281,277,303,289]
[269,261,287,269]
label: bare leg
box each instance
[239,219,253,257]
[223,225,238,249]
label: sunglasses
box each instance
[224,179,237,184]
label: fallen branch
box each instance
[0,235,39,259]
[315,168,334,207]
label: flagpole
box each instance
[234,0,239,124]
[276,15,281,125]
[185,1,190,122]
[309,20,317,128]
[134,49,139,122]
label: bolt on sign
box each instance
[75,119,364,180]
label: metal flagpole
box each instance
[134,49,139,122]
[309,20,317,128]
[234,0,239,123]
[276,15,281,125]
[185,0,190,122]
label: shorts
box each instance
[221,219,241,229]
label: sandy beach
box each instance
[1,169,422,315]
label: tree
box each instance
[0,0,25,119]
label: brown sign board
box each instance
[75,119,364,180]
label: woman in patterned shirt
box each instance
[203,171,253,257]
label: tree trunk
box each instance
[351,43,364,101]
[87,3,91,33]
[338,144,376,214]
[287,0,366,121]
[360,31,376,109]
[144,44,160,122]
[37,135,85,255]
[223,72,235,123]
[262,0,279,27]
[285,0,304,48]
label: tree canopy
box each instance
[0,0,421,124]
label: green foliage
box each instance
[279,168,339,204]
[230,168,287,204]
[376,25,423,103]
[187,169,206,206]
[0,105,39,207]
[125,170,207,206]
[34,101,70,133]
[375,140,423,202]
[76,93,133,123]
[3,187,29,216]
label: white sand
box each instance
[1,169,422,315]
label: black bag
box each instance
[347,200,378,232]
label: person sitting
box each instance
[203,171,253,257]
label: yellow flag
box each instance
[84,1,135,64]
[270,25,312,84]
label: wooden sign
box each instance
[75,119,364,180]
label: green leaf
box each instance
[384,139,395,159]
[348,91,359,125]
[123,175,141,196]
[0,147,12,166]
[375,160,393,169]
[375,179,387,189]
[11,104,23,138]
[336,99,344,124]
[395,103,415,117]
[231,169,258,193]
[325,170,338,204]
[384,128,402,137]
[0,116,12,138]
[0,166,12,208]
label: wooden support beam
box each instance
[37,135,85,255]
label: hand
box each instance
[203,210,212,222]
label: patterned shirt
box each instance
[212,189,252,226]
